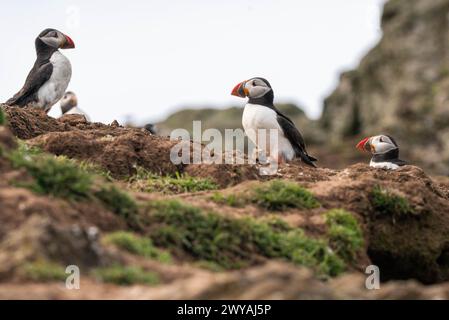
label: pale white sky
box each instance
[0,0,385,124]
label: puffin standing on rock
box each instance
[356,134,406,170]
[231,77,317,167]
[60,91,90,121]
[5,28,75,113]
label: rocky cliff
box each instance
[322,0,449,174]
[1,105,449,299]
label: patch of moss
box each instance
[210,192,245,207]
[92,265,159,286]
[104,231,171,263]
[94,185,140,227]
[325,209,364,262]
[252,180,320,211]
[144,200,345,276]
[370,185,415,217]
[9,145,92,200]
[22,260,67,282]
[130,168,218,194]
[0,107,5,125]
[194,260,226,272]
[79,161,114,182]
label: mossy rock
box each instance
[92,265,159,286]
[251,180,320,211]
[104,231,171,263]
[143,200,347,276]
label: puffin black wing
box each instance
[391,158,407,166]
[275,110,317,167]
[6,61,53,107]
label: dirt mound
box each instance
[316,165,449,284]
[1,105,449,298]
[1,107,258,184]
[1,262,449,299]
[30,129,184,178]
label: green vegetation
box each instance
[7,142,144,227]
[370,185,415,217]
[252,180,320,211]
[210,192,245,207]
[22,260,67,282]
[0,107,5,125]
[79,161,114,181]
[92,265,159,286]
[193,261,226,272]
[95,185,139,225]
[130,168,218,194]
[325,209,364,262]
[9,145,92,200]
[144,200,345,276]
[104,231,171,263]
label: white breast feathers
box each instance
[37,51,72,111]
[369,160,399,170]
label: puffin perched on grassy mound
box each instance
[5,28,75,113]
[231,77,317,167]
[357,134,406,170]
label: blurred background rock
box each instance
[147,0,449,175]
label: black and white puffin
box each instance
[231,77,317,167]
[144,124,157,135]
[5,28,75,113]
[356,134,406,170]
[59,91,90,121]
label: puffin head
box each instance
[231,77,273,99]
[38,28,75,50]
[60,91,78,114]
[356,134,399,154]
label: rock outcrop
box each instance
[322,0,449,174]
[0,105,449,299]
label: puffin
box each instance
[231,77,317,167]
[59,91,91,121]
[356,134,406,170]
[5,28,75,113]
[144,124,157,135]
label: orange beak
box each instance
[62,34,75,49]
[356,137,372,152]
[231,81,248,98]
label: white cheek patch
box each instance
[249,86,272,98]
[374,142,396,154]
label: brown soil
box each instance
[1,106,449,298]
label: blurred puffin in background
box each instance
[144,123,157,135]
[5,28,75,113]
[231,77,317,167]
[60,91,90,121]
[356,134,406,170]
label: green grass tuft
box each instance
[210,192,245,207]
[325,209,364,262]
[130,168,218,194]
[193,260,226,272]
[370,185,415,217]
[9,145,92,200]
[0,107,5,125]
[79,161,114,182]
[22,260,67,282]
[104,231,171,263]
[252,180,320,211]
[144,200,345,276]
[92,265,159,286]
[95,185,140,226]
